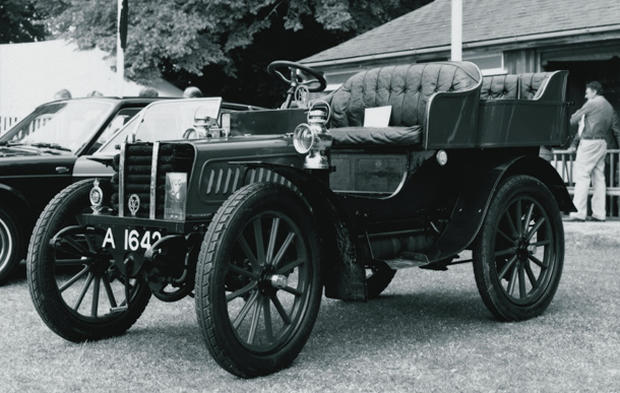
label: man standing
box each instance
[568,81,620,222]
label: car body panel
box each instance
[0,97,160,250]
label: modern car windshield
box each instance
[96,98,222,154]
[0,100,114,153]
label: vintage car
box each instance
[0,97,161,282]
[27,61,575,378]
[0,96,262,284]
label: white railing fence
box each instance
[0,114,19,133]
[552,149,620,218]
[0,114,52,139]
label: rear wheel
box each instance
[0,207,22,283]
[195,183,322,378]
[473,175,564,321]
[27,180,151,342]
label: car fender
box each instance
[0,182,33,213]
[426,155,574,264]
[238,162,367,301]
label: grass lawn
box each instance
[0,222,618,392]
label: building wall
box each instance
[504,48,540,74]
[315,38,620,103]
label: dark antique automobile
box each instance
[27,61,574,378]
[71,98,266,181]
[0,97,162,282]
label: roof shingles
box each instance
[303,0,620,63]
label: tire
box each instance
[195,183,322,378]
[0,207,22,283]
[473,175,564,321]
[366,261,396,299]
[27,179,151,342]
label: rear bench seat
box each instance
[480,72,551,100]
[325,64,552,148]
[326,62,481,147]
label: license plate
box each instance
[102,227,162,251]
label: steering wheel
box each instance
[267,61,327,108]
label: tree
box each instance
[36,0,431,106]
[0,0,46,43]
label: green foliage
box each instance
[35,0,430,105]
[0,0,46,43]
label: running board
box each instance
[383,252,429,270]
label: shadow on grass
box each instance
[121,288,498,363]
[34,281,583,380]
[311,290,497,342]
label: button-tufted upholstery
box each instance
[519,72,552,100]
[479,72,552,101]
[480,74,519,100]
[326,62,480,146]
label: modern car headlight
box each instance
[293,123,315,154]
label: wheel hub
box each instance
[516,238,530,260]
[257,265,288,293]
[269,274,288,289]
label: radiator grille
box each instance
[111,143,194,218]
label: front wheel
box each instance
[27,180,151,342]
[473,175,564,321]
[195,183,322,378]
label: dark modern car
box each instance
[28,60,575,378]
[0,97,160,282]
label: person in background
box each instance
[568,81,620,222]
[53,89,72,100]
[183,86,203,98]
[86,90,103,97]
[138,87,159,97]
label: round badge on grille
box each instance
[128,194,140,216]
[89,179,103,214]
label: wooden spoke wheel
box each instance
[473,175,564,321]
[195,183,322,378]
[27,180,150,342]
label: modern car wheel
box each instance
[473,175,564,321]
[0,207,22,283]
[195,183,322,378]
[27,180,151,342]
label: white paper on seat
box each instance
[364,105,392,127]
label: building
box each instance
[302,0,620,115]
[0,40,182,121]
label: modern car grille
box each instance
[111,142,194,218]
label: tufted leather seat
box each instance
[480,72,552,101]
[480,74,519,100]
[326,62,480,147]
[519,72,552,100]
